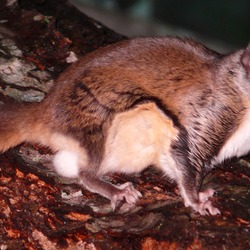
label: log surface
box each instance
[0,1,249,249]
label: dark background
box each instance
[72,0,250,49]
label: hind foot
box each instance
[110,182,142,210]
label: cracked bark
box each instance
[0,0,249,249]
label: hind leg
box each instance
[78,171,142,210]
[53,150,141,209]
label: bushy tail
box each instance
[0,101,41,152]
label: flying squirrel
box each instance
[1,37,250,215]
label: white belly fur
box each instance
[214,110,250,164]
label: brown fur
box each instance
[1,37,250,215]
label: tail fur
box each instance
[0,101,41,152]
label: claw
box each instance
[111,194,118,211]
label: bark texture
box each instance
[0,1,249,249]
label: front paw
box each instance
[110,182,142,210]
[196,200,220,216]
[199,188,216,202]
[190,189,220,215]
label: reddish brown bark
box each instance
[0,1,249,249]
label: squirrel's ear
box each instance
[241,42,250,76]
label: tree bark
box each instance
[0,1,249,249]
